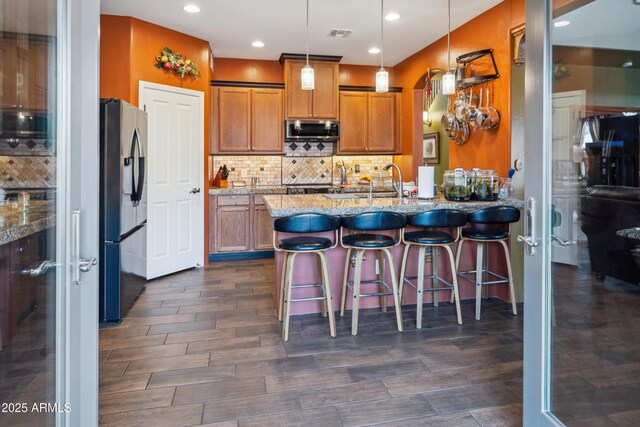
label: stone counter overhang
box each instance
[0,201,55,245]
[262,194,525,218]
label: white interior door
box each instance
[551,91,585,266]
[139,82,204,279]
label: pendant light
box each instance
[375,0,389,92]
[442,0,456,95]
[301,0,315,90]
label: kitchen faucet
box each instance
[383,163,403,200]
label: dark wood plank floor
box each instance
[99,258,526,426]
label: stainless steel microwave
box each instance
[284,120,340,141]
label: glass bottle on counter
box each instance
[498,177,514,199]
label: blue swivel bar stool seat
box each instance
[339,211,406,335]
[273,213,341,342]
[452,206,520,320]
[399,209,467,328]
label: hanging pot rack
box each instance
[454,48,500,89]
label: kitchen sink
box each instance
[322,193,397,200]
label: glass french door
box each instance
[0,0,100,425]
[523,0,640,425]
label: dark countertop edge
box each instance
[0,215,55,246]
[263,198,525,218]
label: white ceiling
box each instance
[100,0,503,66]
[552,0,640,52]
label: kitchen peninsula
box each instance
[263,194,524,316]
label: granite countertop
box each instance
[262,194,525,218]
[0,201,56,245]
[209,185,287,196]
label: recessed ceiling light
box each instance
[554,20,570,28]
[182,4,201,13]
[622,60,633,68]
[384,12,401,21]
[368,47,380,54]
[251,40,265,48]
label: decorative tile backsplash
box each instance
[211,156,282,185]
[0,156,56,189]
[332,155,393,184]
[282,156,332,185]
[210,154,393,186]
[284,141,335,157]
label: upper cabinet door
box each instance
[0,39,13,109]
[252,88,283,153]
[285,61,313,119]
[216,87,252,152]
[338,91,368,153]
[312,61,339,120]
[368,92,399,153]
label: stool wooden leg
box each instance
[416,245,426,329]
[475,242,484,321]
[432,247,439,307]
[451,240,465,304]
[377,251,387,313]
[316,254,327,318]
[398,243,411,303]
[444,245,463,325]
[282,253,297,342]
[499,240,518,316]
[351,250,365,335]
[278,252,289,322]
[341,248,352,317]
[318,251,336,338]
[382,248,403,332]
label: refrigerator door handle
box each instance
[129,127,145,207]
[72,209,98,285]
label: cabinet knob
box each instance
[246,208,250,211]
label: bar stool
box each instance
[339,211,406,335]
[452,206,520,320]
[274,213,341,342]
[399,210,467,328]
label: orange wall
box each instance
[212,58,395,87]
[392,0,525,180]
[213,58,283,83]
[100,15,213,262]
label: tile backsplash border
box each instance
[210,154,393,187]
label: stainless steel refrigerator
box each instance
[99,99,148,324]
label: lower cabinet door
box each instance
[253,206,274,251]
[216,206,251,252]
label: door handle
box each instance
[22,260,60,277]
[190,188,201,194]
[551,235,571,246]
[516,196,539,256]
[72,210,97,284]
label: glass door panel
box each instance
[549,1,640,424]
[0,1,59,426]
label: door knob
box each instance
[551,234,571,246]
[516,196,539,256]
[190,188,201,194]
[22,260,60,276]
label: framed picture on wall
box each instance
[423,131,440,164]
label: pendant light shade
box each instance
[375,0,388,92]
[301,65,315,90]
[301,0,314,91]
[442,0,456,95]
[442,73,456,95]
[376,69,389,93]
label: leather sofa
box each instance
[581,185,640,285]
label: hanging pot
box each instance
[441,96,456,134]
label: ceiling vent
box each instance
[328,29,353,39]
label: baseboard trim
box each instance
[209,251,275,262]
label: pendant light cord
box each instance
[447,0,451,71]
[305,0,310,66]
[380,0,384,69]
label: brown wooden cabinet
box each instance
[252,196,274,251]
[338,91,401,154]
[0,37,50,111]
[209,194,276,255]
[284,60,338,120]
[211,86,284,154]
